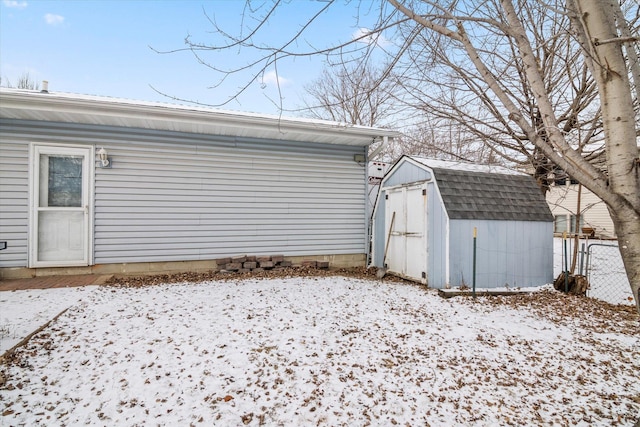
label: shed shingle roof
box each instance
[432,167,553,222]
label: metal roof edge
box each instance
[0,88,400,145]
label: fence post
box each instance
[472,227,477,298]
[563,232,569,293]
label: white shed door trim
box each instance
[384,183,428,283]
[29,143,94,268]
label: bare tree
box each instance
[302,64,500,163]
[301,63,403,160]
[396,117,502,163]
[170,0,640,311]
[394,1,605,185]
[1,72,40,90]
[302,64,398,127]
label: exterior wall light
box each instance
[97,147,111,168]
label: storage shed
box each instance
[0,88,398,278]
[371,156,554,288]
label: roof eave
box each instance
[0,89,400,147]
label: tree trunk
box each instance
[570,184,582,275]
[572,0,640,312]
[612,209,640,313]
[389,0,640,310]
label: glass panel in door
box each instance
[41,155,83,208]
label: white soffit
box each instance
[0,88,399,146]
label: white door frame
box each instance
[29,143,95,268]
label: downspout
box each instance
[368,136,389,160]
[365,145,371,265]
[367,136,391,267]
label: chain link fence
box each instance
[585,243,634,306]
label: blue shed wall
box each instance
[448,219,553,288]
[426,183,448,288]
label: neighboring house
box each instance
[0,88,398,279]
[370,156,554,288]
[546,180,616,239]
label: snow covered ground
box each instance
[0,286,98,354]
[1,276,638,426]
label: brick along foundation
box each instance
[216,254,329,273]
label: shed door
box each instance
[30,144,93,267]
[384,183,427,283]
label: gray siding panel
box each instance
[0,140,29,267]
[1,119,367,266]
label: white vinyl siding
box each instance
[546,184,616,237]
[0,139,29,267]
[554,215,568,233]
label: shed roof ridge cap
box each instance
[406,156,526,176]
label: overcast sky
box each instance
[0,0,385,115]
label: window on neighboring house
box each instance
[554,177,567,186]
[554,215,568,233]
[569,214,584,233]
[551,170,579,186]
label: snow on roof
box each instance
[0,87,399,146]
[409,156,526,176]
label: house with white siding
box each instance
[0,88,398,279]
[545,181,616,239]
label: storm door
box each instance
[30,145,92,267]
